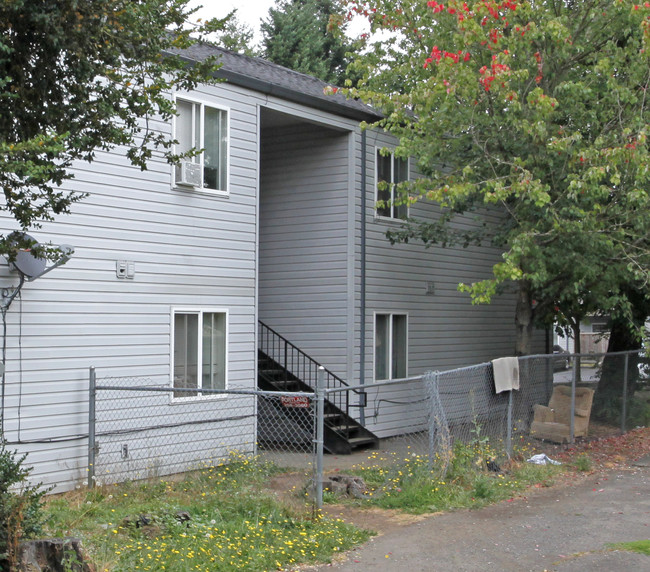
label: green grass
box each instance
[334,441,564,514]
[44,453,371,571]
[572,453,593,472]
[607,540,650,555]
[42,440,596,569]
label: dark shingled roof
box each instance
[175,43,381,123]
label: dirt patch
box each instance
[266,471,314,513]
[321,505,435,535]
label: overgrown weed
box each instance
[45,452,370,571]
[339,432,566,514]
[573,453,593,472]
[1,441,50,571]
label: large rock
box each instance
[17,538,94,572]
[326,474,369,499]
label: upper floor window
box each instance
[174,98,228,192]
[172,309,227,398]
[376,150,408,219]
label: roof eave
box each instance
[172,52,381,124]
[216,69,380,123]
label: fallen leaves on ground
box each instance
[550,427,650,469]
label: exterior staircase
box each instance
[258,321,379,455]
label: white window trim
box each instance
[170,307,229,402]
[374,146,409,221]
[373,311,409,382]
[172,94,230,196]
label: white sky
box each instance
[187,1,368,44]
[187,1,276,42]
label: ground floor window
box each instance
[375,313,407,381]
[173,309,227,397]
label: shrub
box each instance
[0,441,49,571]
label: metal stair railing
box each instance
[258,321,361,425]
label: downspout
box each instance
[359,129,367,425]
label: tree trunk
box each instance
[599,317,642,394]
[515,281,534,356]
[595,287,648,423]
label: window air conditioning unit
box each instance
[175,161,202,187]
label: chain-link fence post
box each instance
[422,371,438,471]
[314,366,325,509]
[506,390,513,458]
[426,371,436,471]
[621,352,629,433]
[570,357,577,444]
[425,370,450,474]
[88,366,96,489]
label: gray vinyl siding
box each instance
[92,387,256,485]
[258,123,353,379]
[0,81,258,490]
[0,62,555,483]
[359,130,546,438]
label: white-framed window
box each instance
[174,97,229,192]
[376,149,408,219]
[172,309,228,398]
[374,313,408,381]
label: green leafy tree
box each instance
[344,0,650,355]
[0,0,226,256]
[261,0,357,84]
[213,9,260,56]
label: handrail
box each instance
[258,321,355,391]
[258,321,361,428]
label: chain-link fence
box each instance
[87,349,649,507]
[88,368,317,491]
[521,349,650,437]
[315,349,649,505]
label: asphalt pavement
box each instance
[552,366,599,385]
[314,456,650,572]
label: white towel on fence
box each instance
[492,357,520,393]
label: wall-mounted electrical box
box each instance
[116,260,135,279]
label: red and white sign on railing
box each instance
[280,395,311,408]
